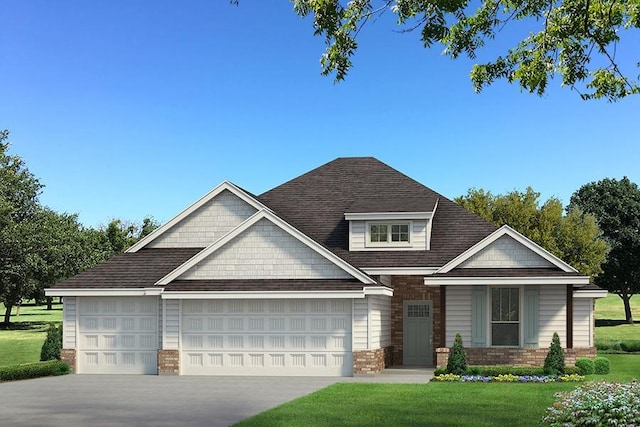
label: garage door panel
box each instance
[181,299,352,376]
[78,297,158,374]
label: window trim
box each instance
[489,286,522,347]
[365,221,412,247]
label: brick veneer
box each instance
[353,346,394,374]
[390,276,442,365]
[435,347,597,368]
[158,349,180,375]
[60,348,76,372]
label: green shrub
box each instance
[596,340,640,353]
[434,367,447,376]
[543,381,640,426]
[563,365,582,375]
[0,360,70,382]
[620,341,640,353]
[544,332,565,375]
[446,333,467,375]
[575,358,595,375]
[475,366,546,376]
[594,357,611,374]
[40,323,62,361]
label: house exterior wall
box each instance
[179,219,352,280]
[389,275,442,365]
[445,286,472,347]
[459,235,554,268]
[573,298,593,348]
[539,285,567,346]
[163,299,180,349]
[369,295,392,348]
[352,299,368,350]
[436,347,597,368]
[349,220,427,251]
[147,190,257,248]
[63,296,77,349]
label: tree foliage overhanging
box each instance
[290,0,640,101]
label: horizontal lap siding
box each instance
[446,286,472,347]
[352,299,368,350]
[350,222,366,250]
[539,285,567,346]
[369,295,391,348]
[148,190,257,248]
[164,300,180,349]
[573,299,592,348]
[63,297,77,349]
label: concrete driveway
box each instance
[0,375,342,427]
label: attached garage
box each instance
[77,297,159,374]
[179,298,353,376]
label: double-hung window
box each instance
[491,287,520,346]
[368,223,410,244]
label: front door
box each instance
[403,300,433,366]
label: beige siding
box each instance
[573,298,592,348]
[369,295,391,348]
[539,285,567,346]
[63,296,77,349]
[163,299,180,349]
[445,286,472,347]
[349,220,428,251]
[180,218,352,280]
[148,190,257,248]
[460,236,554,268]
[352,299,368,350]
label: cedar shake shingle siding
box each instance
[163,279,366,292]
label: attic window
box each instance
[368,223,410,245]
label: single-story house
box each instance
[47,157,606,376]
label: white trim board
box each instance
[127,181,267,253]
[45,288,163,297]
[437,225,578,273]
[363,267,440,275]
[423,276,590,286]
[344,212,433,221]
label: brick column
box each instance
[158,349,180,375]
[60,349,76,372]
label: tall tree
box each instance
[0,131,43,325]
[456,187,608,277]
[570,177,640,323]
[289,0,640,101]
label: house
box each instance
[46,157,606,376]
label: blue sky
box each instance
[2,1,638,227]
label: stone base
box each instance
[435,347,597,368]
[158,349,180,375]
[353,346,394,374]
[60,349,76,372]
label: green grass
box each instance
[595,294,640,341]
[0,303,62,367]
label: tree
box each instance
[456,187,608,277]
[544,332,565,375]
[446,332,468,375]
[289,0,640,101]
[0,131,43,325]
[569,177,640,323]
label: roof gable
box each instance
[157,210,375,285]
[438,225,578,273]
[128,181,264,252]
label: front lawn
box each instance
[595,294,640,342]
[0,303,62,367]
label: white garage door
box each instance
[78,297,158,374]
[181,299,352,376]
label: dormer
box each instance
[345,197,438,251]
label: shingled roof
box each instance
[259,157,497,267]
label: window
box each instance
[368,223,410,244]
[491,287,519,346]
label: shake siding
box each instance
[460,235,554,268]
[368,295,391,348]
[352,299,368,350]
[164,300,180,349]
[180,219,352,280]
[147,190,257,248]
[63,296,77,348]
[539,285,567,346]
[573,298,592,348]
[348,220,428,251]
[445,286,472,347]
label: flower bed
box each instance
[432,373,584,383]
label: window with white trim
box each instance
[368,223,410,244]
[491,287,519,346]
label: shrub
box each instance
[40,323,62,361]
[575,358,595,375]
[544,332,565,375]
[477,366,546,377]
[434,367,447,376]
[620,341,640,353]
[0,361,70,382]
[563,366,582,375]
[594,357,611,374]
[446,333,467,375]
[543,380,640,426]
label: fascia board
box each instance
[423,276,590,286]
[126,181,266,253]
[438,225,578,273]
[344,212,433,221]
[574,289,609,298]
[362,267,440,275]
[363,286,394,296]
[161,290,366,299]
[45,288,162,297]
